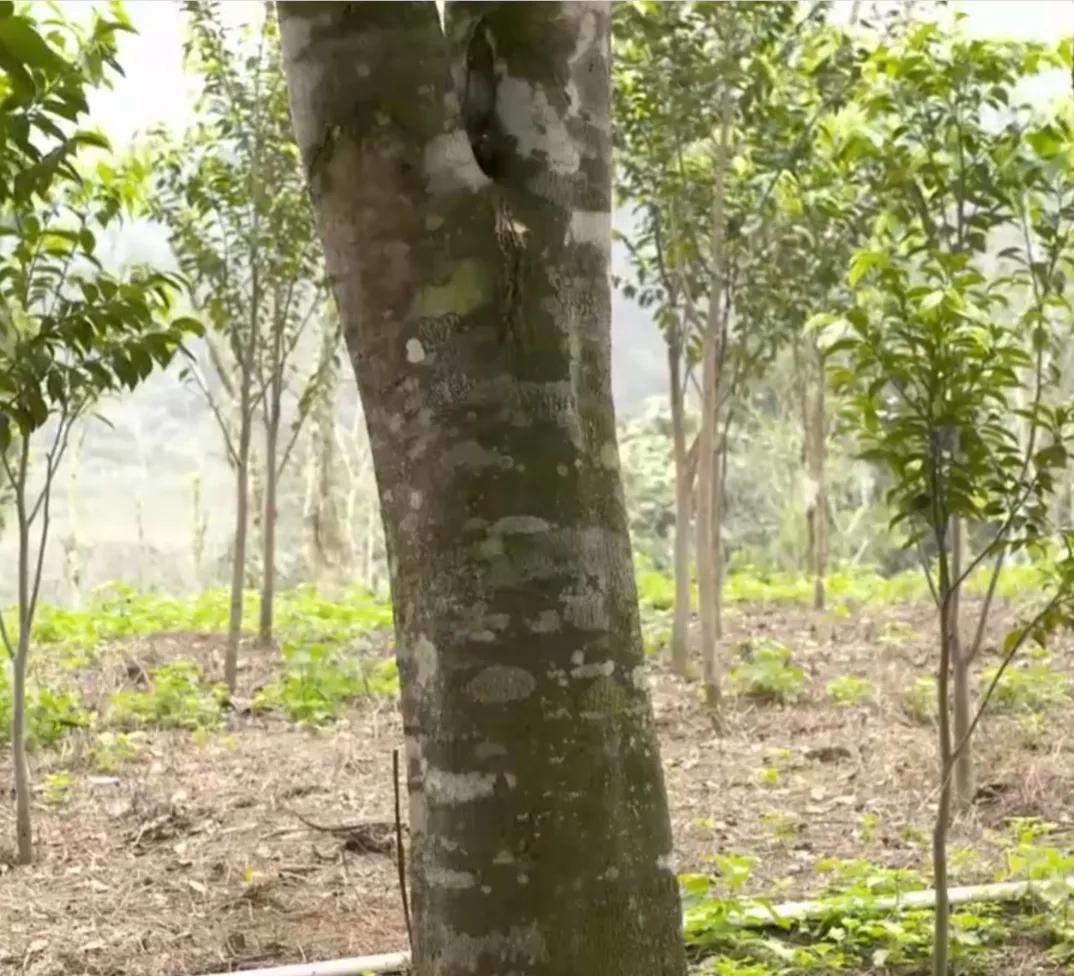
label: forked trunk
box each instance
[696,76,731,716]
[279,5,686,974]
[668,337,691,675]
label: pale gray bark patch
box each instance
[561,591,609,630]
[570,658,616,679]
[568,209,612,253]
[496,77,580,173]
[433,922,547,974]
[427,768,500,805]
[406,338,426,363]
[527,609,561,633]
[467,665,537,703]
[490,515,552,535]
[599,441,620,470]
[445,441,515,471]
[427,867,478,890]
[423,129,488,193]
[413,634,438,691]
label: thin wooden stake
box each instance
[393,747,413,954]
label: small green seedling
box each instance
[732,641,806,703]
[826,674,876,707]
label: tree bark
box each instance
[304,322,352,588]
[668,335,691,676]
[696,77,732,717]
[259,391,281,646]
[279,5,686,974]
[13,491,32,865]
[12,530,32,863]
[226,395,252,693]
[934,588,954,976]
[949,517,974,811]
[804,346,828,611]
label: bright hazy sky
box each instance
[80,0,1073,148]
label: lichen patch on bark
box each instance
[426,768,500,806]
[467,665,537,704]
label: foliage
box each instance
[0,663,90,748]
[0,0,198,456]
[150,2,323,379]
[681,850,1074,975]
[1,584,397,744]
[148,0,331,652]
[41,770,73,807]
[982,648,1071,712]
[635,551,677,609]
[821,22,1074,566]
[620,404,680,571]
[825,674,876,707]
[731,641,806,703]
[90,729,144,772]
[25,581,391,652]
[254,653,398,726]
[0,0,201,861]
[904,674,939,724]
[108,660,227,730]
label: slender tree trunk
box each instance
[13,497,33,865]
[805,348,828,610]
[304,323,352,588]
[259,396,281,646]
[280,5,686,974]
[712,428,725,640]
[934,581,955,976]
[226,397,252,693]
[12,633,31,866]
[668,337,691,676]
[697,75,732,717]
[949,517,974,811]
[932,526,958,974]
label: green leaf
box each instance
[0,14,65,72]
[848,250,884,287]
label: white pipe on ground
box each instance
[195,874,1074,976]
[728,874,1074,925]
[197,951,411,976]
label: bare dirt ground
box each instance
[2,598,1074,976]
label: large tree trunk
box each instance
[668,336,691,676]
[279,5,686,974]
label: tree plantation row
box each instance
[2,3,1074,976]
